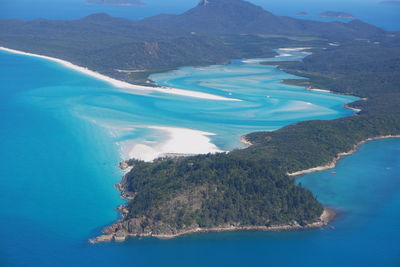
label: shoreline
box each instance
[306,87,332,93]
[89,208,335,243]
[0,46,240,102]
[288,135,400,177]
[344,104,362,113]
[240,135,253,148]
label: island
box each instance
[295,12,308,17]
[86,0,143,6]
[317,11,355,19]
[1,0,398,242]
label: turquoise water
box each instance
[0,49,399,266]
[149,51,357,150]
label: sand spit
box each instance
[0,47,241,101]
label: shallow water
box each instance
[0,48,399,267]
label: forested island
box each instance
[295,12,308,17]
[1,0,399,241]
[317,11,355,19]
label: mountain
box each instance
[139,0,274,34]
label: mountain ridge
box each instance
[138,0,385,39]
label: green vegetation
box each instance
[123,155,322,230]
[111,38,400,236]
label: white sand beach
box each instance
[278,53,293,57]
[307,88,332,93]
[127,126,223,161]
[0,46,240,101]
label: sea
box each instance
[1,1,400,266]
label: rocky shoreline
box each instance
[89,207,335,243]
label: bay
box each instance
[0,46,399,267]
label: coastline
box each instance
[306,87,332,93]
[288,135,400,177]
[344,104,362,113]
[0,46,240,102]
[89,207,335,243]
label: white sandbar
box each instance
[0,46,240,101]
[127,126,223,162]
